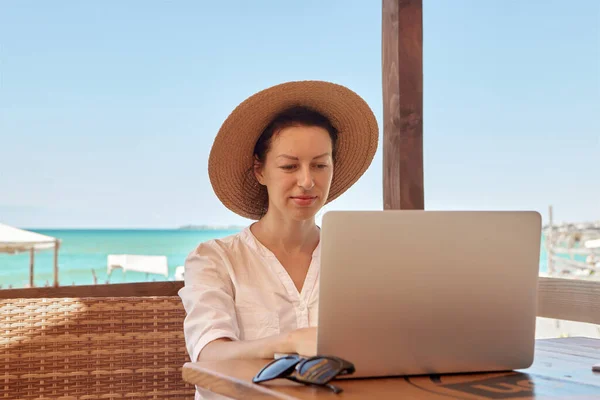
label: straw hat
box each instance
[208,80,379,220]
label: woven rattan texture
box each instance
[1,297,195,399]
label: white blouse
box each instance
[178,226,320,398]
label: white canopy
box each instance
[0,223,58,254]
[0,223,61,287]
[107,254,169,278]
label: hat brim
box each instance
[208,80,379,220]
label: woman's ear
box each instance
[253,157,265,185]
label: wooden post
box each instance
[29,248,35,288]
[53,239,60,287]
[547,205,554,275]
[382,0,424,210]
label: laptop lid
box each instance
[317,210,541,378]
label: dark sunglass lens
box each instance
[340,360,356,375]
[297,358,342,384]
[253,355,301,383]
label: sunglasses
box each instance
[252,354,355,394]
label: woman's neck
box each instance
[251,211,320,255]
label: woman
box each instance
[178,80,378,391]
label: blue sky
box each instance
[1,0,598,228]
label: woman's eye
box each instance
[280,165,296,170]
[315,164,329,169]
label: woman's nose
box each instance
[298,167,315,190]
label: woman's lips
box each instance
[291,196,317,206]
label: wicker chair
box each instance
[1,296,196,399]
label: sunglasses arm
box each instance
[285,376,344,394]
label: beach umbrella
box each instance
[0,223,61,287]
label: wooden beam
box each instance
[0,280,184,299]
[29,248,35,288]
[547,205,554,274]
[53,239,60,287]
[382,0,424,210]
[537,277,600,325]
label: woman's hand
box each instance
[287,327,317,357]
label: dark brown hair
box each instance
[246,105,339,217]
[253,106,338,163]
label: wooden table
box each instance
[182,337,600,399]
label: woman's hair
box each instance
[245,105,339,217]
[254,106,338,164]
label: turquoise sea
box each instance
[0,229,241,289]
[0,229,550,289]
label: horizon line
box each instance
[17,226,247,231]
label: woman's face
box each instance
[254,125,334,222]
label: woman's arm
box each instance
[180,243,317,362]
[198,327,317,361]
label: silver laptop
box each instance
[317,210,541,378]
